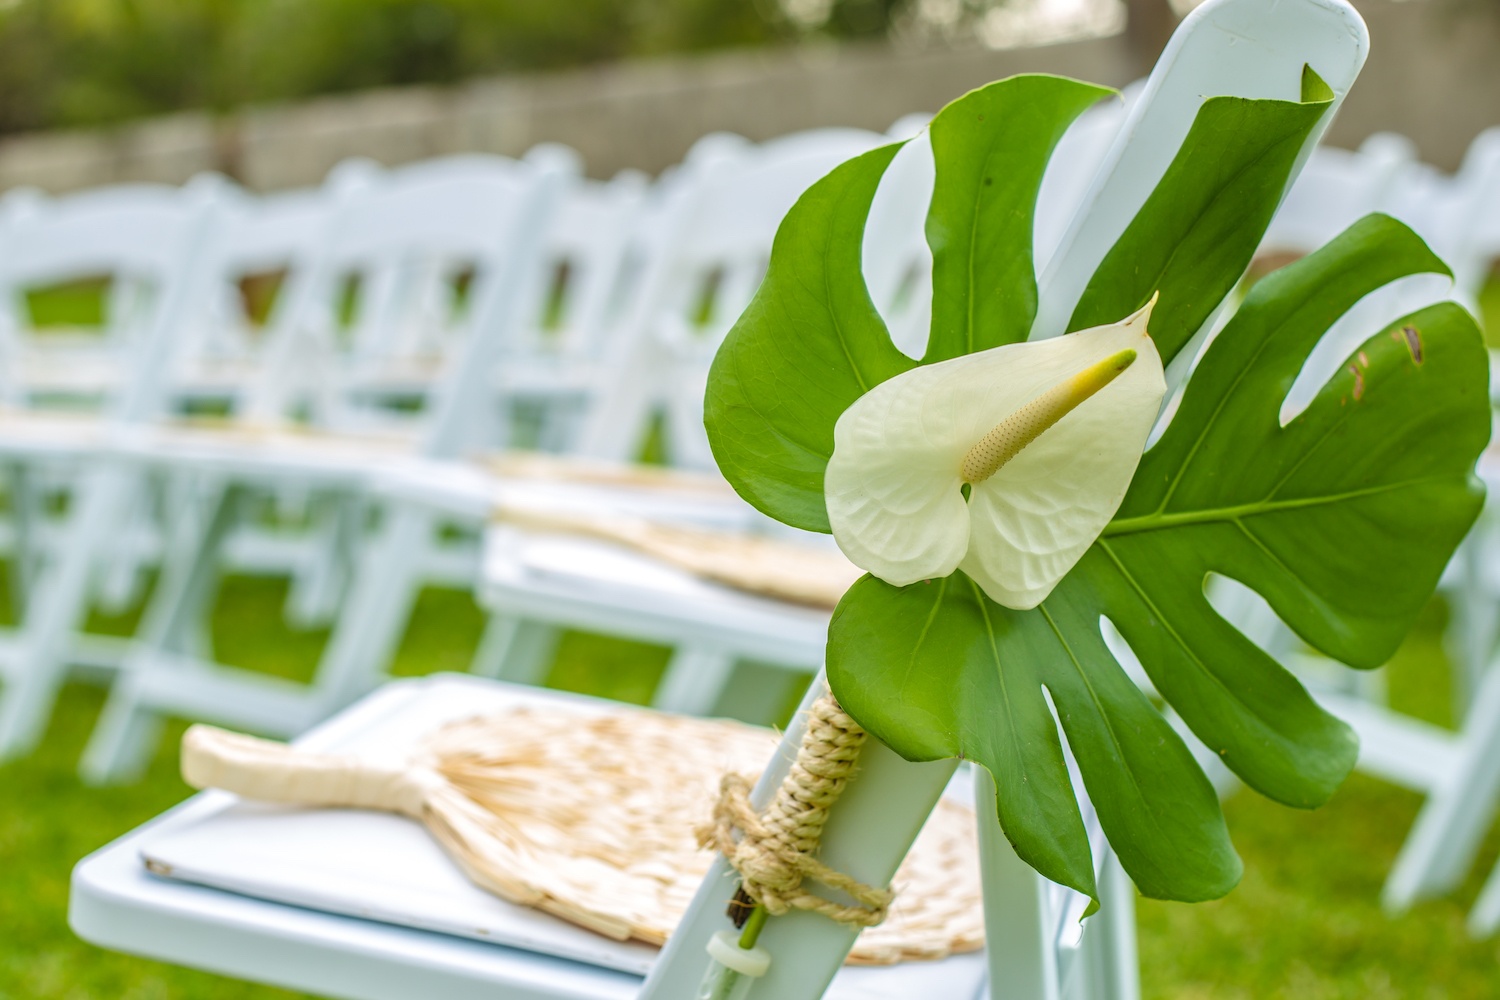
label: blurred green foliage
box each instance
[0,0,912,136]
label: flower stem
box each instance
[738,904,768,949]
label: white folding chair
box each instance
[0,184,194,408]
[77,148,579,783]
[477,124,929,705]
[0,181,221,759]
[1377,127,1500,926]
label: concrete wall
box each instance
[1324,0,1500,170]
[0,0,1493,194]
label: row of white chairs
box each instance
[57,5,1381,1000]
[0,65,1156,785]
[2,13,1494,1000]
[0,128,896,770]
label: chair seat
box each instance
[479,524,830,669]
[376,453,755,528]
[0,408,112,460]
[118,418,422,482]
[70,673,987,1000]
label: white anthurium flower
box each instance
[825,298,1166,610]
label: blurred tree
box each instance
[0,0,1155,136]
[1122,0,1177,72]
[0,0,816,134]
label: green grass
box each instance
[24,278,110,330]
[3,575,1499,998]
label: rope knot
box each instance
[697,694,894,928]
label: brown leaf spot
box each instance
[1349,364,1365,401]
[1358,351,1370,368]
[1394,325,1424,364]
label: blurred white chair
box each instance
[1262,132,1419,258]
[575,126,901,472]
[1372,128,1500,937]
[478,124,929,705]
[77,148,579,783]
[491,167,653,453]
[0,180,221,759]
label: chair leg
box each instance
[1445,533,1500,721]
[975,767,1062,1000]
[652,646,736,716]
[284,493,359,628]
[1467,853,1500,936]
[1384,659,1500,912]
[470,614,560,686]
[0,465,130,759]
[80,477,237,784]
[78,671,166,786]
[0,654,67,760]
[95,472,155,615]
[306,504,434,717]
[1084,853,1141,1000]
[6,460,40,618]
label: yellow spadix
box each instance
[961,348,1139,485]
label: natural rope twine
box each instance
[698,693,892,927]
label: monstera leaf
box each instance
[704,73,1491,908]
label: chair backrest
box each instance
[406,148,580,460]
[1440,127,1500,306]
[577,126,924,468]
[0,181,213,419]
[658,127,891,354]
[640,2,1369,998]
[506,169,652,370]
[162,176,347,410]
[241,149,579,447]
[1034,0,1368,379]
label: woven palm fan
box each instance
[182,703,983,965]
[492,504,863,609]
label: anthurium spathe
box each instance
[825,300,1164,610]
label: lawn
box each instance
[2,571,1500,1000]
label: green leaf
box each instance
[829,216,1489,905]
[829,571,1239,907]
[1067,82,1333,364]
[924,75,1114,363]
[1301,64,1335,103]
[704,143,915,533]
[705,75,1113,531]
[1102,214,1487,804]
